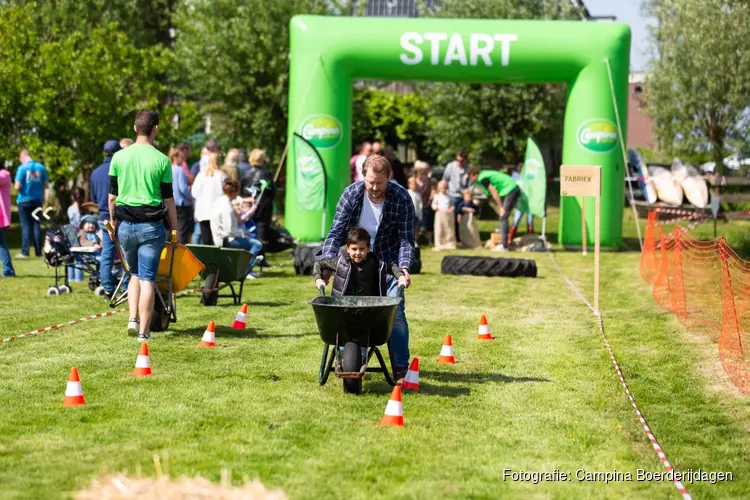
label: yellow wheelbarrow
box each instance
[104,221,204,332]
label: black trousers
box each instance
[199,220,213,246]
[499,187,522,247]
[176,205,193,244]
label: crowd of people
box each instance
[0,118,276,291]
[350,144,534,254]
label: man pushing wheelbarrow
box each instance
[315,155,415,387]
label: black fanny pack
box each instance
[115,204,167,223]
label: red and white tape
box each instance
[1,309,128,344]
[654,207,704,217]
[548,253,691,500]
[1,288,201,345]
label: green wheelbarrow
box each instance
[186,245,252,306]
[310,284,404,395]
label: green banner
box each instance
[515,138,547,218]
[293,132,327,212]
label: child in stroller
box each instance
[36,208,109,296]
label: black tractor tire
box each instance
[342,342,363,395]
[201,273,219,306]
[293,245,320,276]
[440,255,537,278]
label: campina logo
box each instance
[577,118,618,153]
[300,115,342,149]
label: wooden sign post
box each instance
[560,165,602,313]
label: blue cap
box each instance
[103,140,121,155]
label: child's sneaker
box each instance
[137,331,151,342]
[492,244,508,252]
[127,318,139,336]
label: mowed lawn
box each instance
[1,209,749,499]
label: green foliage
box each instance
[0,1,172,207]
[645,0,750,174]
[172,0,332,161]
[352,87,430,156]
[416,0,578,165]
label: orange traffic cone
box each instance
[133,343,152,377]
[438,334,455,364]
[231,303,248,330]
[401,358,419,391]
[63,367,85,407]
[477,314,493,340]
[199,321,216,348]
[379,385,404,427]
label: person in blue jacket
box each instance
[14,149,48,258]
[90,140,122,296]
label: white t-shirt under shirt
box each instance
[358,194,383,249]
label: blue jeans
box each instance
[226,237,262,274]
[67,265,84,282]
[191,222,201,245]
[513,209,533,228]
[100,224,116,292]
[18,200,42,256]
[386,275,409,367]
[118,221,166,283]
[0,229,15,276]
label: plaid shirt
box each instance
[321,181,415,269]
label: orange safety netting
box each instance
[641,210,750,394]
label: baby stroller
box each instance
[34,208,106,296]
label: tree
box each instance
[418,0,580,165]
[352,87,431,158]
[645,0,750,177]
[0,1,172,208]
[172,0,333,162]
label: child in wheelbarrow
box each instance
[313,227,407,296]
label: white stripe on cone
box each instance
[135,355,151,369]
[403,369,418,386]
[201,330,215,342]
[440,345,454,357]
[384,400,403,416]
[65,381,83,397]
[235,312,246,321]
[478,325,489,335]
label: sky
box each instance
[583,0,655,71]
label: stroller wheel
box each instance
[59,285,71,294]
[342,342,363,395]
[47,287,59,296]
[94,286,107,297]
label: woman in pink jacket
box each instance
[0,163,16,276]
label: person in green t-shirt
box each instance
[108,109,179,342]
[468,167,521,252]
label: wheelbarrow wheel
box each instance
[201,273,219,306]
[342,342,363,395]
[150,294,170,332]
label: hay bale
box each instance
[75,474,286,500]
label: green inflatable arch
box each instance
[286,15,631,247]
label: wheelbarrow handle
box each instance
[318,284,326,296]
[170,230,178,244]
[397,283,406,297]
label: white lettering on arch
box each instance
[399,32,423,65]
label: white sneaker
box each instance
[137,331,151,342]
[15,253,28,259]
[127,318,139,336]
[245,273,258,280]
[492,245,508,252]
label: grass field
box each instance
[1,208,749,499]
